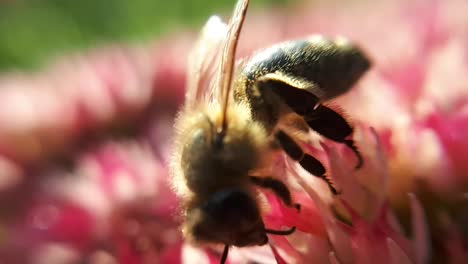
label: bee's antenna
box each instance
[220,244,229,264]
[218,0,249,135]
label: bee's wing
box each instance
[185,0,249,113]
[185,15,228,109]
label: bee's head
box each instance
[179,105,267,194]
[185,188,268,247]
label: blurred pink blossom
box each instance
[0,0,467,263]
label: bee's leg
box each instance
[275,130,339,195]
[249,176,300,211]
[260,78,363,169]
[303,104,363,169]
[220,244,229,264]
[264,226,296,235]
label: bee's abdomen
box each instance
[241,36,371,100]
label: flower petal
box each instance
[409,193,430,264]
[387,238,412,264]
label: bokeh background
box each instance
[0,0,467,263]
[0,0,288,71]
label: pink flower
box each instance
[259,127,429,264]
[0,0,467,263]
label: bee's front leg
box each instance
[249,176,301,211]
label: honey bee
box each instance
[169,0,371,263]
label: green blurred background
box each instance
[0,0,290,71]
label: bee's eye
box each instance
[193,129,207,145]
[184,129,207,155]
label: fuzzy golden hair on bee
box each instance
[170,101,268,199]
[170,0,371,262]
[171,104,270,247]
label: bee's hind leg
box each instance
[274,130,340,195]
[303,104,363,169]
[249,176,300,211]
[259,77,363,170]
